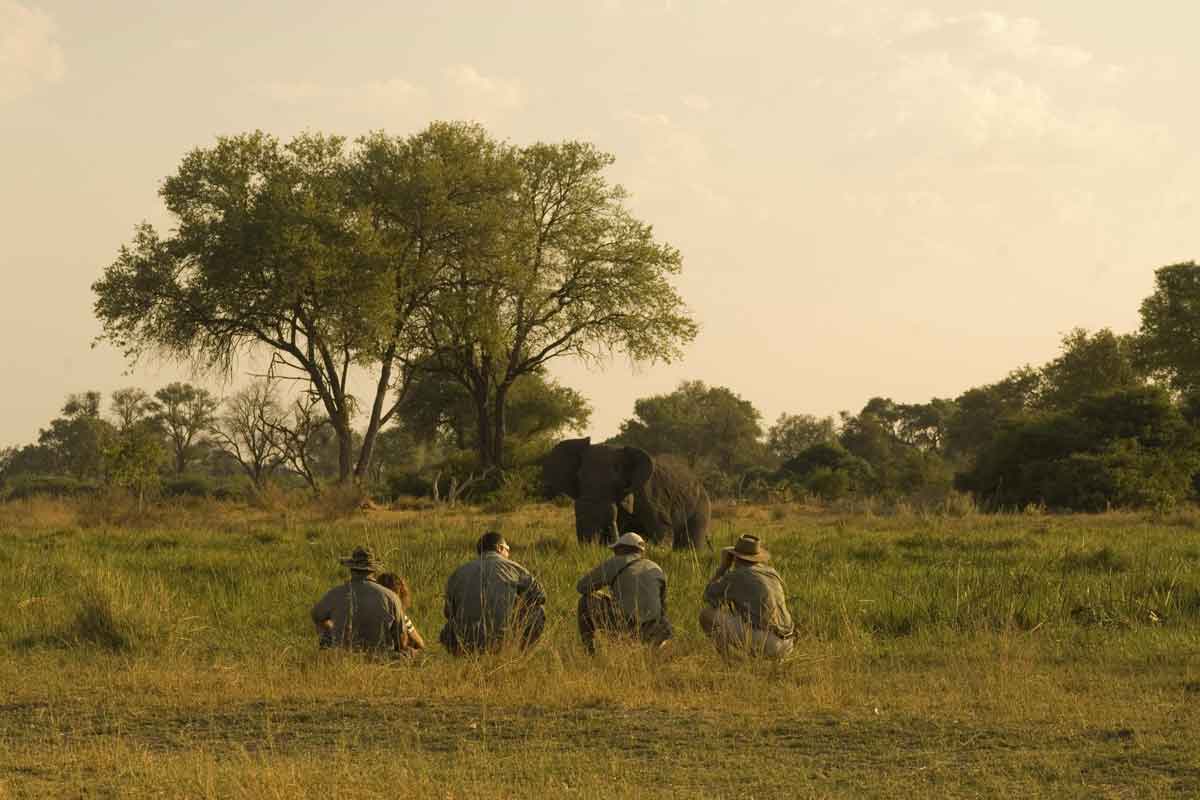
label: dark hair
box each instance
[476,531,507,554]
[377,572,411,607]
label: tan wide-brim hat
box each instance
[723,534,770,563]
[339,546,384,572]
[610,532,647,551]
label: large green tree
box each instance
[417,139,696,467]
[208,381,286,489]
[397,369,590,453]
[1038,327,1143,411]
[959,386,1198,511]
[36,392,116,480]
[153,382,220,474]
[766,412,838,462]
[944,367,1042,463]
[614,381,764,475]
[93,124,505,482]
[1135,261,1200,395]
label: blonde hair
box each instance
[377,572,411,607]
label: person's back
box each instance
[700,535,795,659]
[442,532,545,653]
[312,569,403,651]
[706,563,794,639]
[579,552,665,624]
[575,533,672,653]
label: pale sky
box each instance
[3,1,1199,449]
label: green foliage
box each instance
[945,367,1041,463]
[1,475,102,500]
[960,386,1199,511]
[153,382,219,474]
[0,444,59,481]
[94,123,691,477]
[35,392,117,480]
[160,474,249,501]
[765,412,838,462]
[614,380,766,482]
[1135,261,1200,394]
[415,136,697,467]
[778,442,875,499]
[481,466,543,513]
[104,424,167,507]
[110,387,158,432]
[1037,328,1143,412]
[209,381,286,489]
[396,369,590,455]
[838,401,954,498]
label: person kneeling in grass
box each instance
[377,572,426,653]
[311,546,410,655]
[439,532,547,655]
[699,535,796,659]
[576,532,672,654]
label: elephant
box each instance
[542,437,710,550]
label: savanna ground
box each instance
[2,494,1199,799]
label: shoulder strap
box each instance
[607,556,640,589]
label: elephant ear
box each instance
[621,447,654,491]
[542,437,590,499]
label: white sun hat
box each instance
[609,532,647,550]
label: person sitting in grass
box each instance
[311,546,408,654]
[377,572,426,653]
[700,534,796,659]
[575,532,672,654]
[439,531,546,655]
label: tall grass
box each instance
[2,497,1200,797]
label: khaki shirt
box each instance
[311,576,405,650]
[443,552,545,646]
[576,553,667,624]
[703,563,795,639]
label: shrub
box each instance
[384,471,434,500]
[161,475,216,498]
[960,387,1200,511]
[482,466,541,513]
[2,475,101,501]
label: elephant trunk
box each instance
[575,499,619,545]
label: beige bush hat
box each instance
[723,534,770,563]
[610,532,646,550]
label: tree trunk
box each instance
[491,385,509,468]
[333,413,353,483]
[474,388,495,468]
[354,349,395,482]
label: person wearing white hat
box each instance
[575,532,672,654]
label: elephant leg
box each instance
[576,502,619,544]
[675,502,710,550]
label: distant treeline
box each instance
[10,115,1200,512]
[9,259,1200,512]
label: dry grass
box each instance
[2,497,1199,798]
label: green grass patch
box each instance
[2,499,1200,797]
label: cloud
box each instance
[0,1,65,102]
[827,9,1093,71]
[826,9,1167,164]
[444,64,526,110]
[897,11,1093,70]
[614,110,729,211]
[258,77,424,109]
